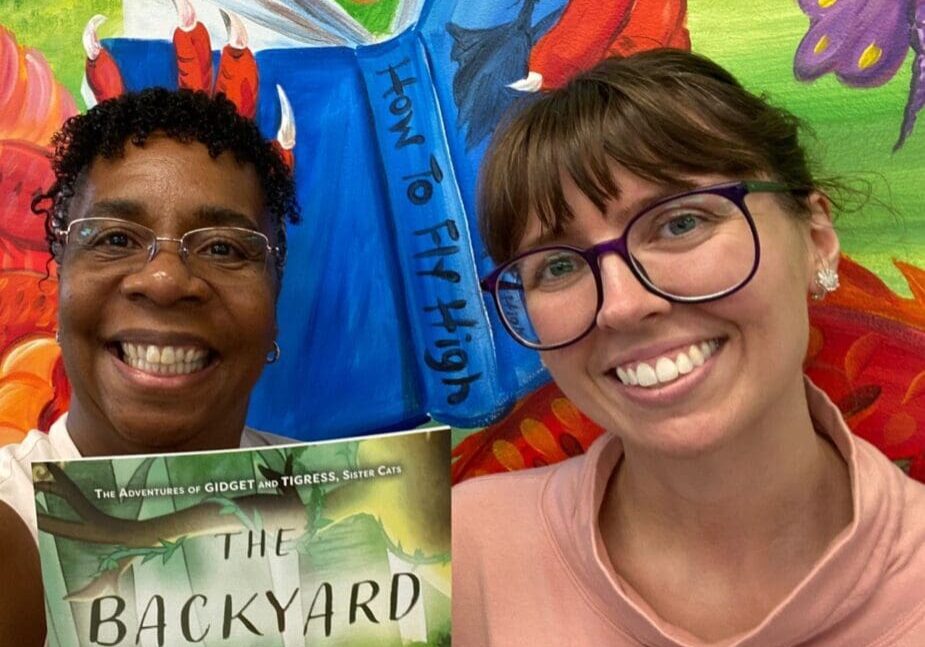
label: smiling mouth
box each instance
[111,342,215,376]
[614,338,724,389]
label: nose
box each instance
[595,254,671,331]
[120,239,211,306]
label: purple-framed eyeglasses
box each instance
[480,181,795,350]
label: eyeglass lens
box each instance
[494,192,757,348]
[65,218,271,283]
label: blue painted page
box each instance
[104,0,564,439]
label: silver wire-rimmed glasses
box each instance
[480,181,795,350]
[57,217,279,284]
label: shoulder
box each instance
[454,451,590,509]
[894,462,925,570]
[453,449,596,551]
[849,438,925,637]
[854,435,925,533]
[0,429,62,539]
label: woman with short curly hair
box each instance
[0,88,299,645]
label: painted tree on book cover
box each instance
[0,0,924,483]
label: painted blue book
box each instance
[102,0,567,438]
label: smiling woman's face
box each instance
[57,135,278,455]
[528,167,839,458]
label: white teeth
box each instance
[615,339,722,389]
[161,346,176,364]
[120,343,210,376]
[635,363,657,387]
[655,357,678,383]
[146,346,160,363]
[700,341,712,358]
[689,344,704,366]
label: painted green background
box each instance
[689,0,924,295]
[0,0,123,100]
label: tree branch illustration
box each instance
[34,462,313,600]
[34,462,309,548]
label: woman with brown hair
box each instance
[453,50,925,646]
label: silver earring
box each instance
[266,341,281,364]
[812,265,840,300]
[55,329,60,344]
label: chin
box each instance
[110,412,213,453]
[578,382,744,456]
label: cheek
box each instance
[540,344,599,405]
[56,271,98,332]
[226,289,277,348]
[709,258,812,358]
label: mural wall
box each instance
[1,0,923,480]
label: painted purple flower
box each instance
[795,0,925,150]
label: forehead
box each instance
[519,166,728,250]
[72,136,266,232]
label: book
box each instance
[32,427,451,647]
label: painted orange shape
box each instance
[174,21,214,92]
[521,418,568,462]
[492,439,526,471]
[529,0,636,89]
[606,0,689,57]
[214,10,258,119]
[0,27,77,144]
[0,141,54,251]
[83,16,125,103]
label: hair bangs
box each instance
[479,50,825,264]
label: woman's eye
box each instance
[198,238,247,260]
[660,213,702,237]
[208,242,233,256]
[103,232,131,247]
[531,254,585,288]
[88,229,139,249]
[544,257,576,278]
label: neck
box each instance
[65,398,247,457]
[612,378,847,538]
[599,378,853,639]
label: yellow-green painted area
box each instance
[336,0,401,36]
[689,0,924,295]
[0,0,123,103]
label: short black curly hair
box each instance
[33,87,300,280]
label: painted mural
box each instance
[0,0,923,482]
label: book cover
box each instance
[32,427,451,647]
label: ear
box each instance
[804,190,840,274]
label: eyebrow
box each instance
[192,206,260,230]
[82,200,258,231]
[84,199,144,220]
[520,181,698,251]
